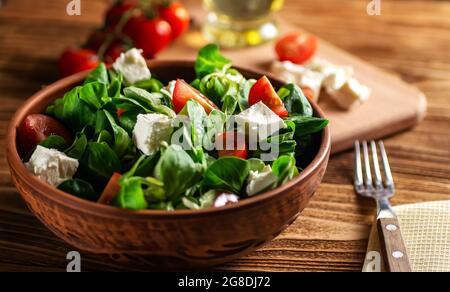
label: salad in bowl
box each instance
[18,45,328,212]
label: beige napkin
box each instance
[363,201,450,272]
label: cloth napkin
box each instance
[363,201,450,272]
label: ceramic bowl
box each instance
[6,61,331,269]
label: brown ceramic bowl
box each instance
[6,60,331,269]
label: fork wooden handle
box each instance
[377,217,412,272]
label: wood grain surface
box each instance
[0,0,449,272]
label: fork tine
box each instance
[354,141,363,186]
[370,141,383,189]
[379,141,394,187]
[362,141,373,188]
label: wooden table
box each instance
[0,0,449,272]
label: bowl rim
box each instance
[6,60,331,219]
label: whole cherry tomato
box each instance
[124,15,172,58]
[158,2,190,39]
[18,114,73,156]
[58,48,100,78]
[275,32,318,64]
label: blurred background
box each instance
[1,0,449,91]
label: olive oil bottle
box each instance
[203,0,284,48]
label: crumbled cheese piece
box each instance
[214,193,240,208]
[25,146,79,187]
[132,114,173,155]
[246,165,278,196]
[235,102,287,142]
[327,78,371,110]
[271,57,370,110]
[113,48,151,85]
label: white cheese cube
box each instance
[327,78,371,110]
[113,48,151,85]
[246,165,278,196]
[235,102,287,143]
[132,113,173,155]
[322,66,353,91]
[305,56,333,73]
[271,58,369,110]
[272,61,324,101]
[296,70,324,101]
[271,61,308,80]
[25,145,79,187]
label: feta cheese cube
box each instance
[132,113,173,155]
[235,102,287,142]
[246,165,278,196]
[272,61,324,101]
[304,56,332,73]
[113,48,151,85]
[296,70,324,101]
[271,58,369,110]
[322,66,354,91]
[327,78,371,110]
[25,145,79,187]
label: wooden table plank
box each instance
[0,0,449,272]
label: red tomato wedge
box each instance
[216,132,248,159]
[98,173,122,205]
[18,114,73,156]
[249,76,289,118]
[172,79,218,114]
[275,32,318,64]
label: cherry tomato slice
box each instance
[98,173,122,205]
[216,132,248,159]
[275,32,318,64]
[172,79,218,114]
[249,76,289,118]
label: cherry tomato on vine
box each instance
[58,48,100,78]
[158,2,190,39]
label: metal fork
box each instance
[355,140,412,272]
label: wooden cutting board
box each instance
[158,9,427,154]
